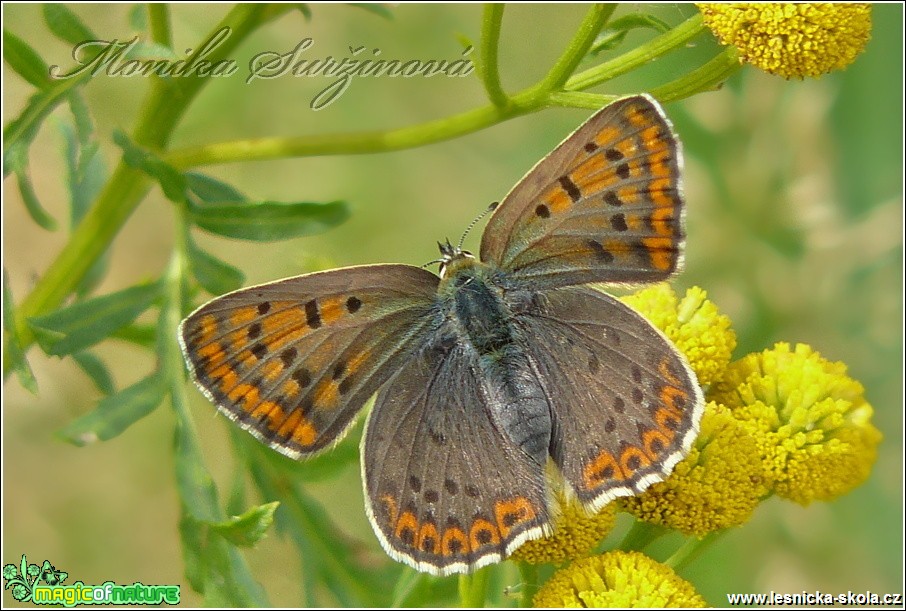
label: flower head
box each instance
[2,564,18,580]
[26,564,40,578]
[12,583,29,601]
[622,402,768,536]
[533,551,706,607]
[710,343,881,504]
[511,491,617,565]
[621,284,736,386]
[697,3,872,79]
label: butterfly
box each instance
[179,94,704,576]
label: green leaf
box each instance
[28,282,160,356]
[42,4,96,45]
[188,199,349,241]
[128,5,148,32]
[72,351,115,395]
[391,569,431,607]
[3,30,50,89]
[188,239,245,295]
[348,3,394,19]
[67,92,94,145]
[174,397,269,606]
[57,372,165,445]
[125,41,179,62]
[185,172,246,204]
[4,271,38,394]
[14,166,58,230]
[291,4,312,21]
[114,130,187,204]
[590,13,671,55]
[210,501,279,547]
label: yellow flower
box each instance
[533,551,706,608]
[710,343,881,504]
[697,3,872,78]
[621,284,736,386]
[512,491,617,565]
[622,402,768,536]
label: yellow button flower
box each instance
[622,402,768,537]
[533,551,706,607]
[620,284,736,386]
[512,490,617,565]
[710,343,882,504]
[696,3,872,79]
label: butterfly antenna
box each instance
[457,201,499,251]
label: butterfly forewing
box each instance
[515,286,703,511]
[481,95,685,288]
[179,265,439,458]
[363,340,551,575]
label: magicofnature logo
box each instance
[3,554,179,607]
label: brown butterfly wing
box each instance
[179,264,439,458]
[480,95,685,288]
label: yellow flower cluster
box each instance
[710,343,882,504]
[512,491,617,565]
[621,402,768,537]
[621,285,736,386]
[697,3,872,79]
[533,551,706,608]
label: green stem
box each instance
[548,91,618,110]
[10,5,281,360]
[148,4,172,47]
[479,4,508,107]
[650,45,741,102]
[566,13,706,92]
[517,562,540,608]
[165,103,516,168]
[665,530,727,572]
[537,4,614,94]
[459,567,490,608]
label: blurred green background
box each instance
[3,4,902,606]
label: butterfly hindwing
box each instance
[362,338,551,575]
[515,286,703,511]
[179,264,439,458]
[481,95,685,288]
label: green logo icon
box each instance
[3,555,68,603]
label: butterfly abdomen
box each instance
[441,266,552,465]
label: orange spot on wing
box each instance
[616,186,640,205]
[229,307,257,327]
[593,125,621,148]
[626,106,650,128]
[196,315,218,344]
[469,518,500,549]
[291,417,317,446]
[545,186,573,214]
[650,205,675,237]
[276,407,304,438]
[250,400,281,422]
[619,445,651,474]
[641,236,675,271]
[654,407,681,439]
[267,326,310,353]
[649,178,674,207]
[197,341,224,359]
[417,522,440,554]
[641,428,673,460]
[282,378,301,399]
[583,450,624,489]
[441,527,469,557]
[318,297,346,325]
[578,171,620,196]
[395,511,419,544]
[569,154,607,186]
[379,494,398,524]
[494,497,536,538]
[313,380,339,410]
[345,349,371,376]
[262,359,284,381]
[214,367,238,393]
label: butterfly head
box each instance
[437,239,475,280]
